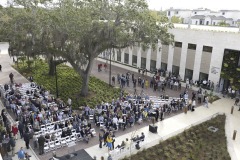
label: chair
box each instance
[70,135,76,142]
[60,137,67,147]
[44,143,50,153]
[49,141,55,150]
[50,123,55,130]
[46,123,51,130]
[75,133,83,142]
[90,128,96,136]
[71,129,76,135]
[89,115,94,123]
[65,136,71,143]
[41,125,46,132]
[55,140,61,149]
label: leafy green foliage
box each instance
[122,115,230,160]
[15,60,121,109]
[171,16,183,23]
[1,0,174,96]
[221,50,240,89]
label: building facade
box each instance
[100,24,240,90]
[167,8,240,27]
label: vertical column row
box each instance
[156,42,162,69]
[192,44,203,81]
[179,43,188,79]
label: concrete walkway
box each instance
[0,43,239,160]
[0,45,39,160]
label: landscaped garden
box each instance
[123,114,230,160]
[14,59,122,109]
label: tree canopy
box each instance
[0,0,174,96]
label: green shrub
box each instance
[14,60,122,109]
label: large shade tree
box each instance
[1,0,174,96]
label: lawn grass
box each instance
[122,114,230,160]
[14,59,122,109]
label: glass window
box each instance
[175,42,182,48]
[185,69,193,81]
[141,57,146,69]
[172,65,179,77]
[199,72,208,81]
[161,63,167,71]
[203,46,213,52]
[150,60,156,72]
[124,53,129,64]
[168,11,170,16]
[132,55,137,66]
[188,43,196,50]
[117,51,121,62]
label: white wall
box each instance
[0,42,9,55]
[170,27,240,84]
[204,17,212,25]
[191,19,200,25]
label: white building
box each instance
[167,8,240,27]
[100,24,240,91]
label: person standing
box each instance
[155,108,159,122]
[99,133,103,148]
[17,147,25,160]
[38,135,45,155]
[145,79,149,89]
[23,131,30,149]
[106,135,113,151]
[205,96,209,108]
[18,122,24,139]
[12,123,18,140]
[9,134,16,156]
[9,72,14,83]
[192,99,196,111]
[0,64,2,71]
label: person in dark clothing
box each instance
[18,122,24,139]
[9,72,14,83]
[155,109,159,122]
[23,132,30,149]
[99,133,103,148]
[0,64,2,71]
[9,134,16,155]
[38,135,45,155]
[112,76,115,85]
[160,107,164,121]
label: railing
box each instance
[107,112,224,160]
[173,23,240,33]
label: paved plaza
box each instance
[0,47,240,160]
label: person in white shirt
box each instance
[68,98,72,106]
[192,99,196,111]
[112,117,118,125]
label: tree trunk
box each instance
[48,57,55,76]
[80,57,94,96]
[81,73,90,97]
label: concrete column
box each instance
[156,42,162,69]
[137,46,142,68]
[208,46,224,85]
[167,45,174,72]
[192,44,203,81]
[128,47,133,65]
[146,47,151,70]
[179,43,188,79]
[121,49,125,63]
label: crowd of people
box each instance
[1,82,98,156]
[1,65,240,160]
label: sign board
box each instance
[211,66,220,74]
